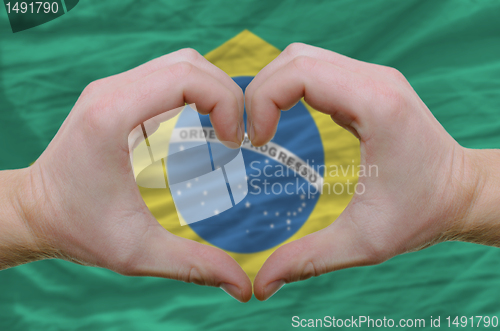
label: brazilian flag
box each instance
[1,1,500,330]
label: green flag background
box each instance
[1,1,500,330]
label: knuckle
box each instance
[176,244,214,286]
[378,83,402,105]
[82,92,118,132]
[176,265,207,286]
[167,61,194,80]
[382,66,406,83]
[81,78,107,98]
[284,42,308,57]
[187,267,204,285]
[176,47,201,62]
[298,260,323,281]
[370,82,407,119]
[292,55,317,72]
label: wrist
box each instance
[447,148,500,246]
[0,167,51,269]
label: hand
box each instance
[3,49,252,302]
[245,43,499,300]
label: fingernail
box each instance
[247,119,255,143]
[237,120,245,145]
[263,280,285,300]
[221,141,240,149]
[220,283,243,302]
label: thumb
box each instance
[253,211,378,301]
[117,225,252,303]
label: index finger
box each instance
[245,43,377,113]
[115,49,245,116]
[246,56,371,146]
[89,49,244,117]
[83,61,244,149]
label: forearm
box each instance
[0,168,45,269]
[452,148,500,247]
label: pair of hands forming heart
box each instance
[2,43,498,302]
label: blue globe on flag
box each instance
[138,30,359,280]
[187,76,325,253]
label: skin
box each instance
[0,49,251,302]
[245,43,500,300]
[1,44,499,303]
